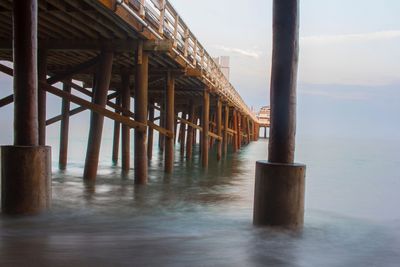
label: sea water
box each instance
[0,137,399,266]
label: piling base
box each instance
[253,161,305,228]
[1,146,51,215]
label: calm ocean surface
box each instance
[0,136,399,266]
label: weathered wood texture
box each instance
[13,0,39,146]
[147,102,155,161]
[216,99,222,160]
[121,73,131,172]
[38,48,47,146]
[268,0,299,164]
[59,80,71,170]
[83,51,114,181]
[165,71,175,173]
[112,95,121,164]
[134,49,149,184]
[223,105,229,156]
[185,101,195,160]
[201,90,210,168]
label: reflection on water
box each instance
[0,139,399,266]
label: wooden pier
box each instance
[0,0,261,214]
[257,106,270,138]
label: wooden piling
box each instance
[237,113,242,149]
[254,0,305,228]
[268,0,299,164]
[186,101,195,160]
[134,47,148,184]
[201,90,210,168]
[216,98,222,160]
[59,80,71,170]
[165,71,175,173]
[247,117,251,144]
[223,105,229,156]
[174,112,178,144]
[121,73,131,172]
[232,110,238,153]
[2,0,51,215]
[111,95,121,164]
[210,112,216,148]
[38,48,47,146]
[159,102,165,152]
[179,111,186,158]
[148,101,155,161]
[194,112,199,146]
[13,0,39,146]
[83,51,114,181]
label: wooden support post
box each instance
[198,107,202,149]
[174,112,178,144]
[201,90,210,168]
[186,101,195,160]
[164,71,175,173]
[83,51,114,181]
[38,48,47,146]
[210,113,215,148]
[12,1,39,147]
[148,101,155,161]
[120,73,131,173]
[254,0,305,228]
[179,112,186,158]
[245,116,251,144]
[237,113,242,149]
[159,101,165,152]
[233,110,238,153]
[251,121,255,141]
[193,113,199,146]
[223,104,229,156]
[2,0,51,215]
[134,48,148,183]
[269,1,298,163]
[111,95,121,165]
[59,80,71,170]
[216,98,222,160]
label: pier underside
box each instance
[0,0,260,214]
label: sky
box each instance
[167,0,400,140]
[0,0,399,147]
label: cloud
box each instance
[301,30,400,45]
[213,45,260,59]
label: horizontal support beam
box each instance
[0,39,173,52]
[46,106,86,126]
[45,90,171,137]
[223,126,237,135]
[62,79,134,117]
[0,94,13,108]
[177,116,202,131]
[148,121,173,138]
[0,63,13,76]
[45,91,119,126]
[177,116,221,140]
[209,131,222,141]
[40,81,147,131]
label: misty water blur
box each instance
[0,137,399,266]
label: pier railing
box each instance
[117,0,259,122]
